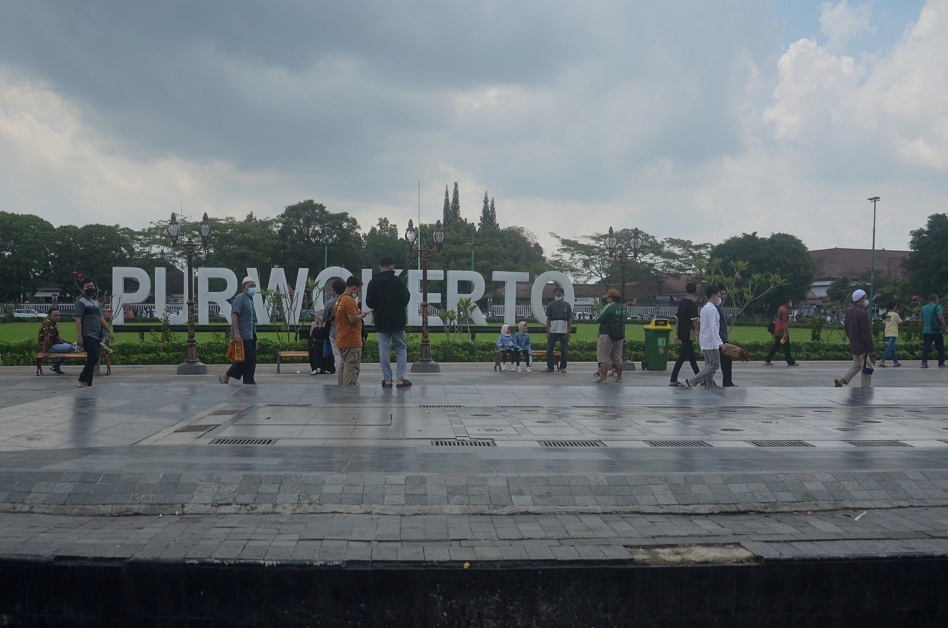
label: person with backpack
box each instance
[920,293,946,368]
[594,289,627,384]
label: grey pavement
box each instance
[0,358,947,565]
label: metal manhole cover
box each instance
[175,424,219,433]
[646,441,711,448]
[431,439,496,447]
[747,440,815,448]
[538,440,604,447]
[846,440,911,448]
[210,438,275,445]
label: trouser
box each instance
[880,337,899,363]
[720,352,733,386]
[670,338,699,381]
[839,352,873,388]
[922,333,945,365]
[546,334,569,370]
[765,336,795,364]
[515,349,531,366]
[690,348,720,387]
[378,329,408,383]
[225,338,257,384]
[47,342,77,370]
[308,340,323,371]
[339,347,362,385]
[499,349,515,365]
[78,336,100,385]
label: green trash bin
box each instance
[641,317,673,371]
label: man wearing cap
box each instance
[220,276,258,385]
[835,289,875,388]
[594,288,627,384]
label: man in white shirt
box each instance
[686,285,723,388]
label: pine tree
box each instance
[450,182,461,224]
[478,192,499,232]
[442,186,452,225]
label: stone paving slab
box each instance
[0,361,946,566]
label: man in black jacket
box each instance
[365,256,412,387]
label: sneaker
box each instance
[311,370,319,375]
[560,368,567,374]
[893,362,902,367]
[501,365,507,372]
[877,362,886,368]
[940,364,947,368]
[921,363,929,368]
[763,361,773,366]
[668,381,681,387]
[788,362,798,367]
[525,367,532,373]
[51,367,65,375]
[834,379,843,387]
[516,366,522,372]
[545,368,554,373]
[593,376,603,383]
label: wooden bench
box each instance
[276,350,310,374]
[493,349,560,371]
[35,352,111,376]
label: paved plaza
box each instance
[0,358,946,566]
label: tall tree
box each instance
[449,182,461,224]
[441,186,453,226]
[0,211,56,301]
[362,217,408,270]
[478,192,499,232]
[905,213,948,296]
[274,200,363,275]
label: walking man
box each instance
[545,286,573,373]
[366,256,412,387]
[335,276,369,385]
[685,286,723,388]
[764,295,798,366]
[716,285,737,387]
[669,282,700,386]
[75,279,113,388]
[835,289,875,388]
[220,276,258,385]
[594,289,627,384]
[920,292,946,368]
[38,307,78,375]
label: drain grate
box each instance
[500,405,541,408]
[265,403,313,407]
[210,438,275,445]
[747,440,815,448]
[420,405,463,408]
[646,440,711,448]
[211,409,239,415]
[174,424,219,433]
[539,440,604,448]
[846,440,911,448]
[721,428,744,432]
[645,420,668,424]
[431,439,496,447]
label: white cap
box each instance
[242,276,256,286]
[852,289,867,302]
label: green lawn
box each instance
[1,320,844,346]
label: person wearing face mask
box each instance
[75,280,114,388]
[685,286,723,388]
[545,286,573,373]
[220,276,258,385]
[764,295,798,367]
[835,289,875,388]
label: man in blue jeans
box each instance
[921,293,946,368]
[366,256,412,387]
[545,286,573,373]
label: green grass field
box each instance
[1,320,844,346]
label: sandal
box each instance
[396,380,413,387]
[382,380,394,387]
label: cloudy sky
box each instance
[1,0,944,257]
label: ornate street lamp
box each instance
[167,211,211,375]
[868,196,880,321]
[405,218,445,373]
[605,226,644,306]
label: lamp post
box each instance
[868,196,880,321]
[405,218,445,373]
[167,211,211,375]
[604,227,644,305]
